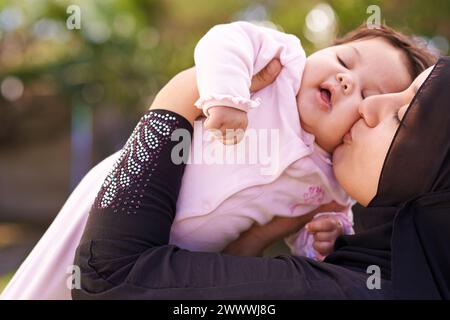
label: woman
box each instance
[71,56,450,299]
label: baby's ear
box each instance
[250,59,282,92]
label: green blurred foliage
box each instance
[0,271,12,292]
[0,0,448,114]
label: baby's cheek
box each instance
[337,106,360,135]
[323,121,353,152]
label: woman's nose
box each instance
[336,73,354,95]
[358,93,399,127]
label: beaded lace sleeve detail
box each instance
[92,111,180,214]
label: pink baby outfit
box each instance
[169,21,354,257]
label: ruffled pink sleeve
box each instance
[194,21,304,116]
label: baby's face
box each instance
[296,37,412,153]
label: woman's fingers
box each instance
[250,59,282,92]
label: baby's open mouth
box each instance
[316,85,333,111]
[319,88,332,105]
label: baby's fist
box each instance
[204,106,248,144]
[306,215,345,257]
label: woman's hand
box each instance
[306,215,345,257]
[222,201,346,256]
[150,59,282,124]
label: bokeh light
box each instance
[1,76,24,101]
[0,7,24,32]
[304,3,337,47]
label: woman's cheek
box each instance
[365,127,396,176]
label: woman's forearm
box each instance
[222,202,345,256]
[73,109,194,297]
[150,67,203,125]
[72,109,315,300]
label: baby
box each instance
[168,21,420,259]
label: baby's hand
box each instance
[305,215,345,257]
[204,106,248,144]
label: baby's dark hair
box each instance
[334,24,437,80]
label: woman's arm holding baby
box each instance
[223,202,346,256]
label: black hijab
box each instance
[327,57,450,299]
[371,56,450,206]
[370,56,450,299]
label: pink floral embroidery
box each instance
[303,186,325,205]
